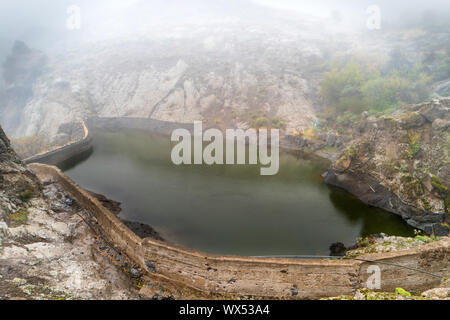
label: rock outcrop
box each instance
[324,98,450,235]
[0,41,47,132]
[0,4,351,142]
[3,37,320,140]
[0,126,140,299]
[0,125,41,210]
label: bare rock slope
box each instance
[0,126,139,299]
[0,14,340,142]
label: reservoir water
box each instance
[60,127,414,256]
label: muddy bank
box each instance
[323,170,447,235]
[88,191,164,242]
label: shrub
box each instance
[401,175,424,198]
[431,176,449,194]
[320,61,368,114]
[8,208,29,225]
[319,55,432,117]
[406,132,421,159]
[270,118,286,129]
[20,189,35,202]
[249,116,286,129]
[421,198,432,211]
[250,117,271,128]
[395,288,411,297]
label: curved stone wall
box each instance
[22,117,450,298]
[25,116,327,167]
[26,163,450,299]
[87,117,194,135]
[24,121,93,166]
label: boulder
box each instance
[400,112,426,129]
[420,102,450,122]
[326,131,337,147]
[421,288,450,299]
[329,242,346,256]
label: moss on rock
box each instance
[400,112,426,129]
[8,208,29,226]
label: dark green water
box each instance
[61,128,414,256]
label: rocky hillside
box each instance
[0,127,141,299]
[324,98,450,236]
[0,18,337,142]
[0,125,41,206]
[0,41,47,134]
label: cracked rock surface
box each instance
[0,124,140,300]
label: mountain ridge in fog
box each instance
[0,0,449,141]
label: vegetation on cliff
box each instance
[320,54,432,116]
[319,20,450,119]
[324,98,450,235]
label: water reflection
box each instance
[60,127,414,256]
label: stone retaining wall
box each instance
[87,117,194,135]
[24,121,93,166]
[24,117,193,166]
[26,163,450,299]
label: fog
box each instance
[1,0,450,56]
[0,0,448,162]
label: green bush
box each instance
[431,176,449,194]
[319,56,432,116]
[406,132,421,159]
[395,288,411,297]
[20,189,35,202]
[320,61,368,114]
[8,208,29,225]
[250,117,271,128]
[248,116,286,129]
[270,118,286,129]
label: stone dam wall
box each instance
[26,163,450,299]
[24,121,93,166]
[23,117,450,298]
[22,117,193,166]
[86,117,194,135]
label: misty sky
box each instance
[0,0,449,59]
